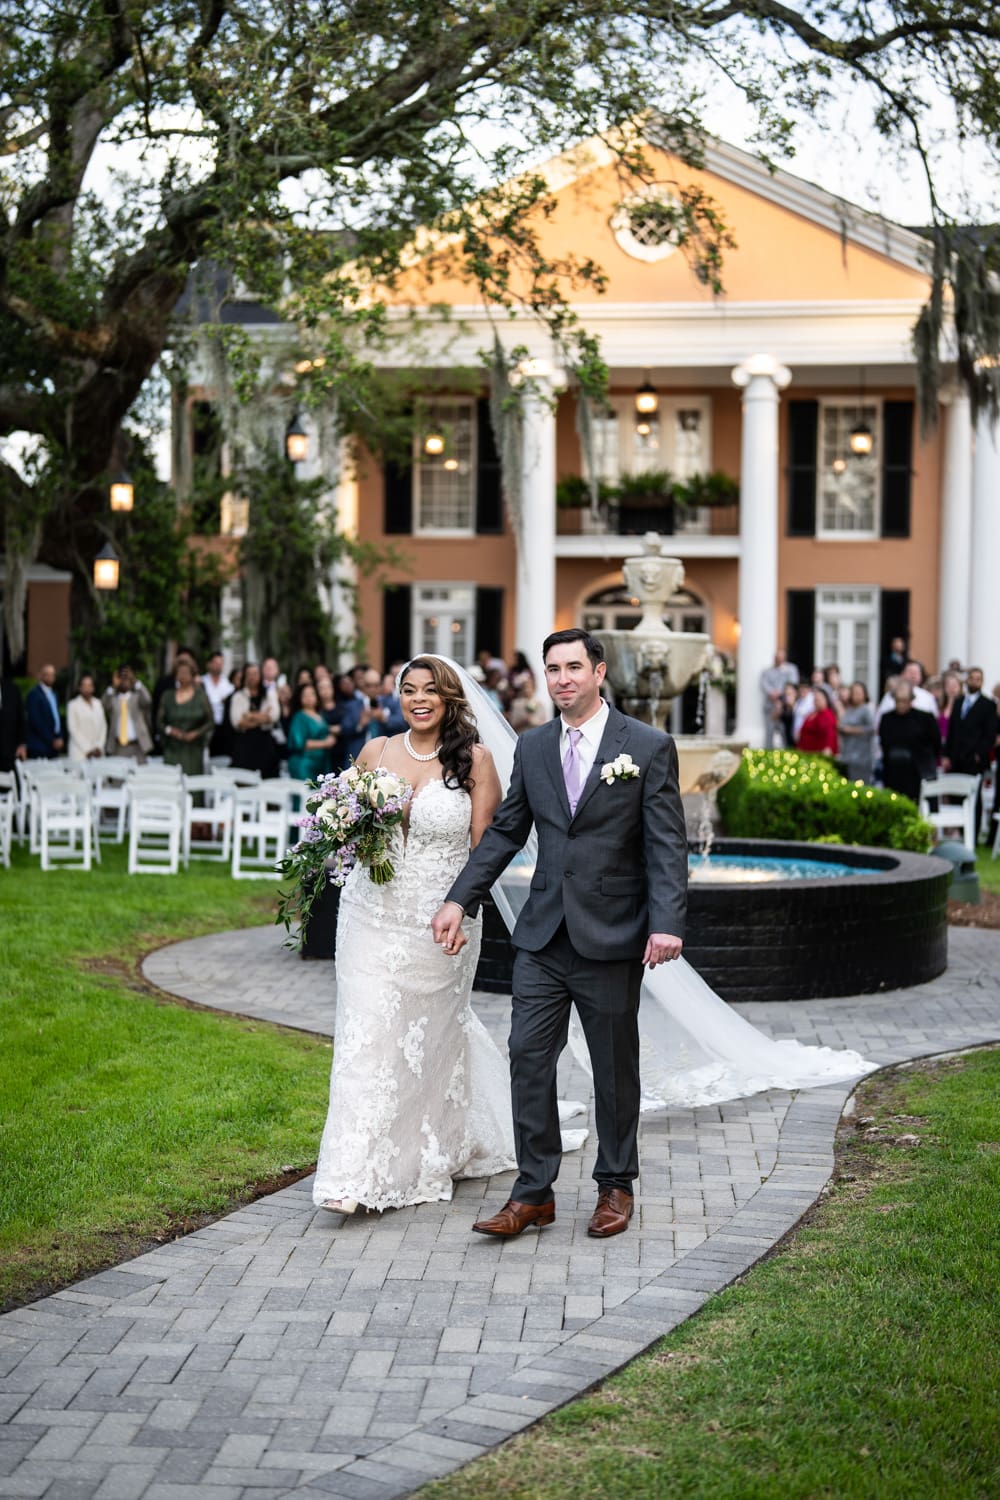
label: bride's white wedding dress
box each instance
[312,779,519,1210]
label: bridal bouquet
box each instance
[276,764,412,936]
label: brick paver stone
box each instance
[0,926,997,1499]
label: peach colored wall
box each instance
[388,146,929,308]
[27,583,71,674]
[776,390,942,669]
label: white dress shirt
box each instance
[559,698,609,785]
[874,683,937,730]
[203,672,235,726]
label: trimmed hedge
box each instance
[716,750,935,853]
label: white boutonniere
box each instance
[600,753,640,784]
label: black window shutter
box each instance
[475,587,503,659]
[786,401,819,537]
[475,397,503,534]
[382,585,412,666]
[879,590,910,689]
[880,401,913,538]
[786,590,816,679]
[383,457,413,535]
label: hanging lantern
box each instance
[109,470,134,511]
[634,377,659,416]
[93,542,120,590]
[285,414,308,463]
[424,429,445,457]
[849,422,874,456]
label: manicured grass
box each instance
[976,846,1000,895]
[422,1048,1000,1500]
[0,843,332,1309]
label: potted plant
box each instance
[612,469,678,535]
[556,474,612,533]
[677,471,740,533]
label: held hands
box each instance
[431,901,467,957]
[643,933,683,968]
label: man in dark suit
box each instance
[433,627,688,1240]
[25,664,65,758]
[0,676,27,771]
[944,667,997,840]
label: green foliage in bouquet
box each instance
[717,751,935,854]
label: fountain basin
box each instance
[472,838,950,1002]
[674,737,745,795]
[682,839,950,1002]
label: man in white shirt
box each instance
[760,649,799,748]
[874,659,936,730]
[202,650,235,756]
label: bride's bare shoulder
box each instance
[471,742,495,766]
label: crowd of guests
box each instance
[760,639,1000,840]
[0,646,548,784]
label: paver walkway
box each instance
[2,927,999,1500]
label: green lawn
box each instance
[423,1048,1000,1500]
[0,843,332,1309]
[977,846,1000,895]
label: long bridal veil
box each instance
[429,656,874,1110]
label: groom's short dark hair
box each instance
[542,628,605,669]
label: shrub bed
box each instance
[717,749,934,852]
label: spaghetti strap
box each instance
[374,736,389,768]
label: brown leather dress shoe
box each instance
[587,1187,634,1238]
[472,1199,555,1237]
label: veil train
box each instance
[424,656,875,1110]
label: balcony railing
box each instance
[556,502,740,538]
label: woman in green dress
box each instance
[158,658,214,776]
[287,682,338,781]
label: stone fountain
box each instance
[594,532,745,794]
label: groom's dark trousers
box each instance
[447,704,687,1205]
[511,921,644,1203]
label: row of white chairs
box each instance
[3,759,309,878]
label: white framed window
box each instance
[412,584,476,664]
[610,187,685,264]
[815,587,880,693]
[414,399,476,534]
[592,396,712,482]
[817,400,881,538]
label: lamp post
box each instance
[93,542,120,590]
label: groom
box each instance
[432,628,687,1239]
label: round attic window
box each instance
[610,187,684,264]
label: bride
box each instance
[313,653,871,1215]
[314,656,531,1213]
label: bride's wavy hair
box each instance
[398,657,480,792]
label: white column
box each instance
[969,404,1000,686]
[330,438,359,658]
[938,388,973,669]
[732,355,792,747]
[515,375,558,687]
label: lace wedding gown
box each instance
[312,779,519,1210]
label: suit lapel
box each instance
[572,705,629,822]
[541,717,572,820]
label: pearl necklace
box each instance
[403,729,440,762]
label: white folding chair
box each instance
[918,773,981,849]
[26,764,85,855]
[0,770,16,868]
[127,783,183,875]
[38,781,97,871]
[230,783,294,879]
[181,774,235,865]
[211,766,261,789]
[84,757,135,843]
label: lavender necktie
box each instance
[562,727,583,815]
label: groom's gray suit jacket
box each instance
[448,705,687,961]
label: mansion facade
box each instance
[179,135,999,745]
